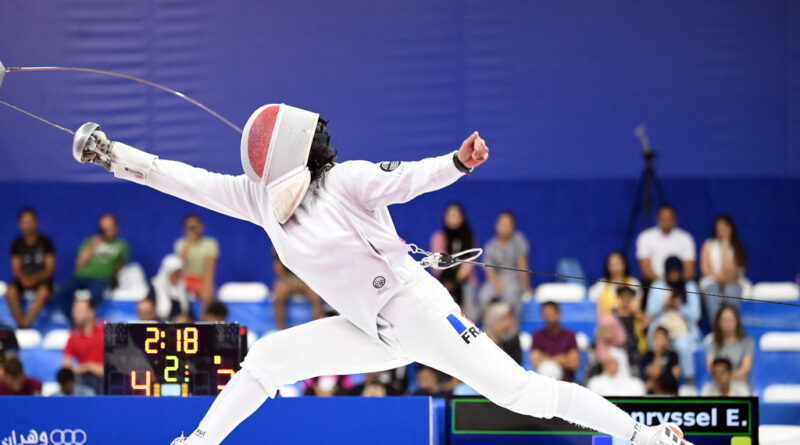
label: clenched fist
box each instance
[458,131,490,169]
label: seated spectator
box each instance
[482,302,522,364]
[412,365,450,397]
[52,367,95,396]
[175,214,218,311]
[0,323,19,369]
[642,327,681,394]
[646,257,700,387]
[652,371,679,396]
[613,287,648,371]
[150,254,193,322]
[136,298,158,321]
[530,302,579,382]
[699,215,747,322]
[430,203,478,315]
[62,298,104,394]
[203,302,229,322]
[478,212,532,314]
[701,358,750,397]
[587,347,646,396]
[272,248,323,330]
[636,205,696,294]
[56,213,128,318]
[585,315,627,381]
[349,371,401,397]
[6,207,56,328]
[588,251,642,318]
[303,375,351,397]
[703,304,753,385]
[0,357,42,395]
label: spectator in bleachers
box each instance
[349,371,401,397]
[0,323,19,368]
[412,365,449,397]
[136,298,158,321]
[271,248,323,330]
[613,286,647,371]
[646,256,700,387]
[652,371,679,396]
[585,315,627,381]
[203,302,229,322]
[641,327,681,394]
[703,304,753,385]
[430,203,477,315]
[0,357,41,395]
[175,214,219,311]
[150,254,193,322]
[699,214,747,322]
[56,213,128,318]
[52,367,95,396]
[636,205,696,287]
[482,302,522,364]
[701,358,750,397]
[587,347,646,396]
[589,251,642,318]
[6,207,55,328]
[62,298,104,394]
[303,375,351,397]
[530,302,579,382]
[478,212,532,314]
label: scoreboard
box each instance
[104,322,245,396]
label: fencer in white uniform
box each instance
[71,104,690,445]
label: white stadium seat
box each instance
[762,384,800,403]
[218,282,269,302]
[42,382,61,396]
[751,282,800,302]
[15,329,42,349]
[760,425,800,445]
[43,329,71,350]
[760,331,800,351]
[575,332,590,351]
[518,332,532,352]
[0,280,6,298]
[535,283,586,303]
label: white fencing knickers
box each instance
[188,273,648,444]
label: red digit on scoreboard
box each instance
[217,369,235,391]
[131,370,152,396]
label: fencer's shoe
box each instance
[169,433,186,445]
[646,423,693,445]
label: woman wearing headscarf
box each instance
[585,314,627,381]
[429,203,477,312]
[587,347,646,396]
[151,254,193,321]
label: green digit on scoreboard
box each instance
[165,355,179,382]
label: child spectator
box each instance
[271,249,324,330]
[703,305,754,385]
[56,213,128,318]
[6,207,56,328]
[151,254,193,321]
[136,298,158,321]
[585,315,627,380]
[478,212,532,314]
[636,205,696,284]
[530,302,579,382]
[641,327,681,394]
[52,367,95,396]
[482,302,522,364]
[699,215,747,322]
[613,286,648,371]
[588,251,642,318]
[701,358,750,397]
[412,365,449,397]
[175,214,219,310]
[62,298,104,394]
[652,371,679,396]
[587,347,646,396]
[0,357,42,395]
[645,256,700,387]
[429,203,477,314]
[203,302,229,322]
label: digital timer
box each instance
[104,322,246,396]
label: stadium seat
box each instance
[751,282,800,302]
[763,384,800,403]
[0,280,6,298]
[43,329,71,350]
[15,329,42,349]
[218,282,270,302]
[535,283,586,303]
[760,425,800,445]
[760,331,800,351]
[42,381,60,396]
[518,332,532,351]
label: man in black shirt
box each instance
[7,207,55,328]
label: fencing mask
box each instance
[241,104,321,224]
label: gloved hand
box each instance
[72,122,158,184]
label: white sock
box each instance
[554,381,656,445]
[184,369,272,444]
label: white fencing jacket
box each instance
[141,150,467,338]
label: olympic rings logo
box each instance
[49,429,87,445]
